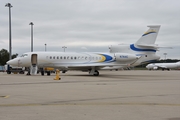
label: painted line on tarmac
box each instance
[0,102,180,107]
[0,95,9,98]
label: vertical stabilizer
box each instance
[135,25,160,46]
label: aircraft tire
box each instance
[19,71,24,74]
[26,71,31,75]
[94,70,99,76]
[47,71,51,76]
[7,71,11,74]
[41,71,44,76]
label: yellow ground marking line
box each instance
[0,102,180,107]
[0,95,10,98]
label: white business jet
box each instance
[146,61,180,70]
[7,25,161,76]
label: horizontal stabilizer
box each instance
[137,44,159,48]
[137,44,172,49]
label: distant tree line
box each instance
[0,49,18,65]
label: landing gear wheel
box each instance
[93,70,99,76]
[40,68,44,76]
[41,71,44,76]
[26,71,31,75]
[7,71,11,74]
[47,71,51,76]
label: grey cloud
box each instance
[0,0,180,59]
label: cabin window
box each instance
[60,56,62,59]
[57,56,59,59]
[53,56,55,59]
[50,56,52,59]
[21,54,28,57]
[145,55,147,57]
[74,57,76,59]
[64,56,66,59]
[71,56,73,59]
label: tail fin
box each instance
[135,25,160,47]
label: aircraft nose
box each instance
[6,58,18,66]
[146,65,150,68]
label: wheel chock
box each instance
[54,69,61,80]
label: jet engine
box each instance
[115,53,139,62]
[153,66,158,70]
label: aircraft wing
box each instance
[40,62,128,70]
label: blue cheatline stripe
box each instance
[142,32,156,36]
[130,44,156,52]
[100,54,113,62]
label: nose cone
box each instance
[146,65,150,69]
[6,58,18,66]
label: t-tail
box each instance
[109,25,161,53]
[131,25,161,65]
[135,25,160,48]
[109,25,161,66]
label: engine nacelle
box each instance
[115,53,139,62]
[153,66,158,70]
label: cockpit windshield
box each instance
[21,54,28,57]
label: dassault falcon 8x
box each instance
[7,25,161,76]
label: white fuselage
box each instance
[146,62,180,70]
[7,44,160,71]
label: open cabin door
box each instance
[30,54,38,75]
[31,54,37,66]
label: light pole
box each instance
[45,44,47,51]
[29,22,34,52]
[62,46,67,52]
[5,3,13,60]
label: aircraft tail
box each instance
[135,25,160,48]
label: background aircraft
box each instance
[146,61,180,70]
[7,25,161,76]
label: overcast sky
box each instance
[0,0,180,59]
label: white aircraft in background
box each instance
[7,25,161,76]
[146,61,180,71]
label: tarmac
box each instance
[0,70,180,120]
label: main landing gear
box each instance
[89,69,99,76]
